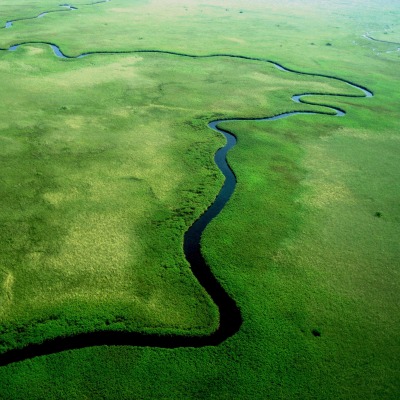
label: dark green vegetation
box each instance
[0,0,399,398]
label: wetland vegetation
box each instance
[0,0,399,398]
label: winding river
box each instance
[0,1,373,366]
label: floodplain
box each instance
[0,0,399,398]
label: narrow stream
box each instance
[1,2,113,29]
[363,33,400,46]
[0,3,373,366]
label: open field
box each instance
[0,0,399,398]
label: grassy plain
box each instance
[0,44,348,352]
[0,0,399,398]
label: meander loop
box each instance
[0,3,373,365]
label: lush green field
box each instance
[0,0,399,398]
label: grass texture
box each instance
[0,0,399,398]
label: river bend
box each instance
[0,2,373,366]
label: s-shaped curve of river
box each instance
[0,3,373,366]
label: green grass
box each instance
[0,43,352,352]
[0,0,399,398]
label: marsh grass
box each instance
[0,44,355,352]
[0,0,399,399]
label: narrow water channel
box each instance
[0,2,373,365]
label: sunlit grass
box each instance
[0,44,357,351]
[0,0,399,399]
